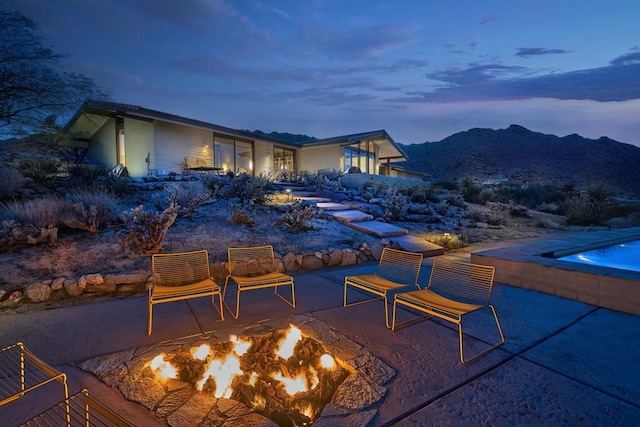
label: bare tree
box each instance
[0,9,108,137]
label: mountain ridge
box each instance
[397,124,640,196]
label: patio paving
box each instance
[1,250,639,426]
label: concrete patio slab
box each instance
[1,247,638,426]
[347,220,408,237]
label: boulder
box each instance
[328,248,343,266]
[64,279,83,297]
[26,283,52,303]
[0,289,6,300]
[80,273,115,293]
[301,255,324,270]
[104,272,148,286]
[51,277,65,291]
[282,252,300,272]
[371,242,384,260]
[341,249,357,266]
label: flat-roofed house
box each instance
[65,100,414,179]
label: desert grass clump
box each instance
[60,189,117,234]
[1,196,62,250]
[115,204,178,254]
[279,202,316,232]
[18,157,62,185]
[0,168,26,200]
[66,164,109,187]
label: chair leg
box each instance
[459,305,505,363]
[273,282,296,308]
[344,281,390,328]
[148,301,153,336]
[211,292,224,321]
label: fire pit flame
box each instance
[276,324,303,360]
[148,325,350,426]
[149,354,177,380]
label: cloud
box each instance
[398,48,640,103]
[298,23,419,60]
[516,47,571,57]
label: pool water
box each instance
[559,239,640,273]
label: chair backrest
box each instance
[427,258,495,305]
[228,245,276,277]
[376,248,423,286]
[185,157,197,168]
[152,250,211,287]
[196,158,209,167]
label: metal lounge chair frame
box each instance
[224,245,295,319]
[344,248,423,328]
[149,250,223,335]
[22,389,136,427]
[392,258,505,363]
[0,342,68,407]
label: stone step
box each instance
[315,202,350,211]
[389,235,445,257]
[329,210,374,224]
[296,196,332,203]
[346,220,408,238]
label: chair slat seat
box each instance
[392,258,504,363]
[231,272,293,288]
[394,289,483,318]
[151,278,219,299]
[224,246,295,318]
[344,248,423,328]
[345,274,411,292]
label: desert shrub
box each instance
[0,168,26,200]
[115,204,178,253]
[417,231,468,251]
[496,184,565,209]
[279,202,316,232]
[459,177,482,204]
[433,200,450,216]
[3,196,61,229]
[406,184,437,204]
[1,196,62,250]
[561,184,614,226]
[229,202,257,226]
[60,189,117,234]
[66,164,109,187]
[383,185,408,221]
[18,157,62,185]
[160,182,212,218]
[200,174,227,198]
[445,193,466,208]
[301,169,344,192]
[98,173,134,195]
[231,173,272,204]
[465,206,508,226]
[478,188,496,204]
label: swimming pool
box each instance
[558,239,640,273]
[470,227,640,316]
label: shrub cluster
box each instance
[115,205,178,254]
[18,157,62,185]
[0,168,27,200]
[231,173,272,204]
[60,189,117,234]
[279,202,316,232]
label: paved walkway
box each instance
[1,251,639,426]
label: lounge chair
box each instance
[392,258,504,363]
[224,245,295,318]
[344,248,423,328]
[148,250,223,335]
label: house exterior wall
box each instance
[298,145,342,173]
[123,118,154,177]
[154,121,213,175]
[88,118,116,168]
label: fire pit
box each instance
[80,315,395,426]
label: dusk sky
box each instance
[5,0,640,146]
